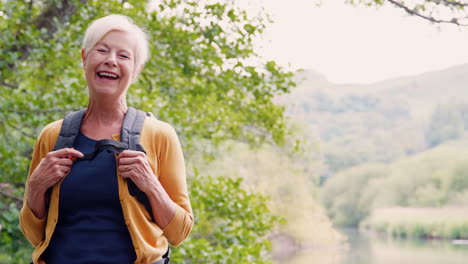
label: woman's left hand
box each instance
[117,150,157,194]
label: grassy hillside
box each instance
[321,135,468,227]
[281,64,468,176]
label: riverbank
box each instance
[271,227,468,264]
[361,207,468,239]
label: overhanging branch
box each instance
[437,0,468,8]
[387,0,468,26]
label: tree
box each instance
[425,102,464,147]
[352,0,468,26]
[0,0,295,262]
[0,0,294,153]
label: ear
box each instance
[137,64,143,75]
[132,64,144,82]
[81,49,87,68]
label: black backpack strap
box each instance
[46,109,85,209]
[163,247,170,259]
[121,107,147,151]
[53,109,86,150]
[77,139,129,161]
[120,107,155,221]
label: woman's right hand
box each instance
[27,148,83,219]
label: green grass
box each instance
[361,207,468,239]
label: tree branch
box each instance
[2,108,72,114]
[0,184,23,203]
[0,82,18,89]
[0,189,23,203]
[437,0,468,8]
[387,0,468,26]
[3,121,37,139]
[13,0,89,63]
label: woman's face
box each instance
[82,30,138,99]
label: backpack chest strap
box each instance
[76,139,145,161]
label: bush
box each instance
[361,207,468,239]
[170,175,279,263]
[0,200,33,263]
[406,223,425,238]
[322,146,468,229]
[320,164,389,226]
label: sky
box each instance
[239,0,468,84]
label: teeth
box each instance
[98,72,118,78]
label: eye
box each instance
[97,49,107,53]
[119,54,130,59]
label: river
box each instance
[283,228,468,264]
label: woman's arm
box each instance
[19,132,51,246]
[118,150,176,228]
[155,125,193,246]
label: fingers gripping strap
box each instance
[53,109,86,151]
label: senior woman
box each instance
[19,14,193,264]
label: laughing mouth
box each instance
[97,71,119,80]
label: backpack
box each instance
[51,107,153,219]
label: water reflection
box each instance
[283,228,468,264]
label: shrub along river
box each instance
[280,228,468,264]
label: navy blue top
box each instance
[43,132,136,264]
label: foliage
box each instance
[0,184,32,263]
[0,0,296,261]
[320,164,390,226]
[425,100,466,147]
[0,0,294,155]
[171,175,279,264]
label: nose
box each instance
[104,52,117,67]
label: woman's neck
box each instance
[81,97,128,140]
[86,94,127,117]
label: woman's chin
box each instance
[90,89,123,100]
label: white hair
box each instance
[82,14,149,76]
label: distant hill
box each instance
[282,64,468,177]
[289,63,468,118]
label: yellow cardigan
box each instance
[19,116,194,264]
